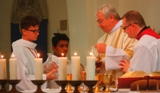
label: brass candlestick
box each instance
[66,83,73,93]
[78,82,89,93]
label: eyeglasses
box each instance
[26,29,40,33]
[122,24,131,30]
[122,23,138,30]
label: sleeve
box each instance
[105,46,126,70]
[12,46,37,91]
[129,45,158,74]
[12,46,29,79]
[105,36,137,70]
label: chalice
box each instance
[102,74,112,93]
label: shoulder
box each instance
[135,35,157,49]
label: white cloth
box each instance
[12,39,46,92]
[157,39,160,71]
[129,35,160,74]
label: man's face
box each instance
[52,40,69,57]
[22,25,39,41]
[122,18,136,38]
[96,11,112,33]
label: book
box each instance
[118,71,160,91]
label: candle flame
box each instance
[1,55,4,59]
[74,52,77,56]
[37,53,40,58]
[11,54,15,58]
[90,52,93,56]
[61,53,64,57]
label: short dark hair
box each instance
[122,10,146,27]
[20,16,40,31]
[52,33,69,47]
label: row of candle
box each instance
[58,52,96,80]
[0,54,43,80]
[0,52,96,80]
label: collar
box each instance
[136,27,160,40]
[137,26,149,36]
[12,39,37,49]
[110,20,122,33]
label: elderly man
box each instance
[94,4,137,88]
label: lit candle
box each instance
[9,54,17,79]
[86,52,95,80]
[35,53,43,80]
[58,53,67,80]
[0,55,7,79]
[71,52,80,80]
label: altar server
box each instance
[11,16,58,92]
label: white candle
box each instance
[9,54,17,79]
[71,52,80,80]
[35,53,43,80]
[0,55,7,79]
[58,53,67,80]
[86,52,95,80]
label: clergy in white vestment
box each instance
[119,10,160,74]
[94,4,137,87]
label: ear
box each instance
[21,29,26,35]
[131,23,136,28]
[52,46,56,52]
[110,14,114,19]
[109,14,115,21]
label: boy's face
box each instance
[52,40,69,57]
[22,25,39,41]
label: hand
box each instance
[119,60,130,73]
[94,43,106,53]
[95,58,102,68]
[46,71,58,80]
[44,62,59,80]
[44,62,58,73]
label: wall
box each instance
[118,0,160,31]
[46,0,69,57]
[0,0,13,59]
